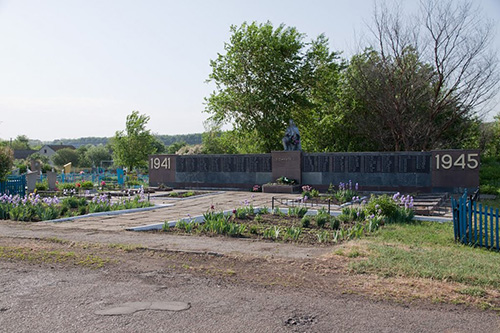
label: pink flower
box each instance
[101,181,106,186]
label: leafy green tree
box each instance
[85,144,112,167]
[28,152,50,165]
[76,145,91,167]
[51,148,80,167]
[167,141,187,154]
[0,146,14,181]
[112,111,155,171]
[151,137,166,154]
[343,45,480,151]
[205,22,310,152]
[344,0,499,151]
[11,135,31,150]
[293,35,348,152]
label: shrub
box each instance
[328,181,359,203]
[480,184,499,195]
[341,207,365,221]
[364,194,399,220]
[80,181,94,190]
[315,213,329,228]
[35,181,49,191]
[365,194,414,223]
[329,217,340,230]
[301,215,311,228]
[288,206,308,218]
[283,227,302,241]
[301,185,319,198]
[58,182,77,190]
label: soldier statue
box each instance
[282,119,301,151]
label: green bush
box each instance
[480,184,499,195]
[35,181,49,191]
[329,217,340,230]
[479,156,500,187]
[315,213,329,228]
[288,206,308,218]
[364,195,399,220]
[58,182,76,190]
[80,181,94,190]
[301,215,311,228]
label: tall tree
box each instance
[52,148,80,167]
[344,0,499,151]
[85,144,112,167]
[11,135,31,150]
[112,111,155,171]
[0,146,13,181]
[295,34,348,152]
[205,22,309,152]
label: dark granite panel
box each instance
[303,154,330,172]
[176,155,272,173]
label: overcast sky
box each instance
[0,0,499,141]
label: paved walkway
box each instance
[35,190,452,232]
[39,191,299,231]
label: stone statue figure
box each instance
[282,119,301,151]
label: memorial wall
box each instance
[149,150,479,193]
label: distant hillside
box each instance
[46,134,203,148]
[47,137,109,147]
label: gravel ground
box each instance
[1,260,498,333]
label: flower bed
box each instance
[160,193,415,245]
[0,188,153,222]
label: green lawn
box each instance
[348,221,500,290]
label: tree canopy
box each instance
[205,21,311,153]
[111,111,156,171]
[203,1,499,154]
[0,146,13,181]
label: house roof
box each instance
[13,149,37,160]
[43,145,76,151]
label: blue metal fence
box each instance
[451,190,499,251]
[0,175,26,197]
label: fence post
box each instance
[496,209,499,251]
[479,203,483,247]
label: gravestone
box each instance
[26,171,40,193]
[46,171,57,191]
[30,160,42,173]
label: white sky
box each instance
[0,0,499,141]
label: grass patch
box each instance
[0,246,110,268]
[349,221,500,289]
[107,243,143,252]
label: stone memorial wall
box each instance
[149,149,479,192]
